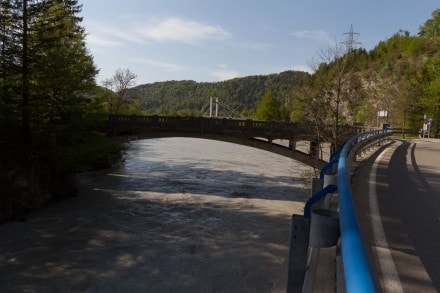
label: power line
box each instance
[341,25,362,53]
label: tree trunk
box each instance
[21,0,30,143]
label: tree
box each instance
[0,0,98,143]
[419,58,440,137]
[32,0,97,130]
[255,90,281,121]
[419,9,440,38]
[103,67,137,114]
[21,0,30,142]
[0,0,106,219]
[299,43,364,146]
[0,0,20,126]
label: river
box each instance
[0,137,312,292]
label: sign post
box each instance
[377,110,388,128]
[422,115,432,138]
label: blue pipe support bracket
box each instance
[319,158,339,179]
[330,145,343,161]
[303,184,337,219]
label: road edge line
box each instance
[369,145,404,292]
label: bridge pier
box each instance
[289,140,296,150]
[330,143,336,157]
[310,141,320,159]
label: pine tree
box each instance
[0,0,20,125]
[30,0,98,143]
[255,90,281,121]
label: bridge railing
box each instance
[107,115,361,142]
[337,129,391,292]
[109,114,296,130]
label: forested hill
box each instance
[126,70,310,116]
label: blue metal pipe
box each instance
[338,135,378,293]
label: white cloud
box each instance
[210,65,240,81]
[291,30,332,43]
[138,17,232,44]
[128,58,184,72]
[85,17,231,49]
[84,20,144,49]
[85,34,124,48]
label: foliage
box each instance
[293,44,367,145]
[419,58,440,136]
[57,134,127,173]
[361,27,440,136]
[0,0,99,138]
[255,90,282,121]
[419,9,440,38]
[0,0,118,221]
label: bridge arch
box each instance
[104,115,359,168]
[114,131,328,168]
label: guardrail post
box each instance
[287,215,310,293]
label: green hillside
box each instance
[126,70,310,117]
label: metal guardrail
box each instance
[287,129,390,293]
[337,129,390,292]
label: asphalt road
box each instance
[352,138,440,292]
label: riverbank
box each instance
[0,134,125,223]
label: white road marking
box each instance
[369,147,404,292]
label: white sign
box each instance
[377,110,388,117]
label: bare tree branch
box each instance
[103,68,137,114]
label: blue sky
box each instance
[81,1,439,85]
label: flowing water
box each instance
[0,138,312,292]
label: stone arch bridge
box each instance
[104,115,361,168]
